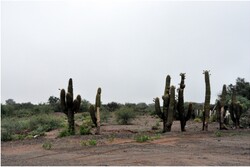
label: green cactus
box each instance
[218,84,228,130]
[60,78,81,135]
[202,70,211,131]
[229,88,243,128]
[177,73,193,132]
[89,87,102,134]
[154,75,175,133]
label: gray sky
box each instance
[1,0,250,104]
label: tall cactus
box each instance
[218,84,228,130]
[177,73,193,132]
[229,88,243,128]
[89,87,102,134]
[154,75,175,132]
[60,78,81,135]
[203,70,211,131]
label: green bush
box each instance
[80,139,97,146]
[135,134,151,143]
[42,141,52,150]
[209,114,217,122]
[58,128,71,137]
[115,107,136,125]
[79,125,91,135]
[1,128,12,141]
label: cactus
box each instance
[203,70,211,131]
[89,87,102,134]
[177,73,193,132]
[218,84,228,130]
[229,88,243,128]
[60,78,81,135]
[154,75,175,132]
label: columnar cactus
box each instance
[89,87,102,134]
[60,78,81,135]
[229,88,243,128]
[203,70,211,131]
[177,73,193,132]
[154,75,175,132]
[218,84,228,130]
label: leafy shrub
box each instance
[240,109,250,128]
[115,107,136,125]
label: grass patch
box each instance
[80,139,97,146]
[135,134,152,143]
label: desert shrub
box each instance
[214,130,222,137]
[1,128,12,141]
[42,141,52,150]
[101,109,110,123]
[58,128,71,137]
[79,125,91,135]
[240,109,250,128]
[1,114,63,141]
[115,107,136,125]
[80,139,97,146]
[152,121,160,130]
[135,134,151,143]
[194,118,202,123]
[209,114,217,122]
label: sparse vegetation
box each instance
[80,139,97,146]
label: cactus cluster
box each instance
[154,74,193,132]
[229,88,243,128]
[202,70,211,131]
[154,75,175,132]
[89,87,102,134]
[60,78,81,135]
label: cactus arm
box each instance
[60,89,67,115]
[154,97,163,119]
[89,105,97,127]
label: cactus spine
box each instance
[60,78,81,135]
[203,70,211,131]
[89,87,102,134]
[154,75,175,132]
[229,88,243,128]
[177,73,193,132]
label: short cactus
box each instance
[60,78,81,135]
[203,70,211,131]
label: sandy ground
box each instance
[1,115,250,166]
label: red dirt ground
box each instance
[1,115,250,166]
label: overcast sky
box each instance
[1,0,250,105]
